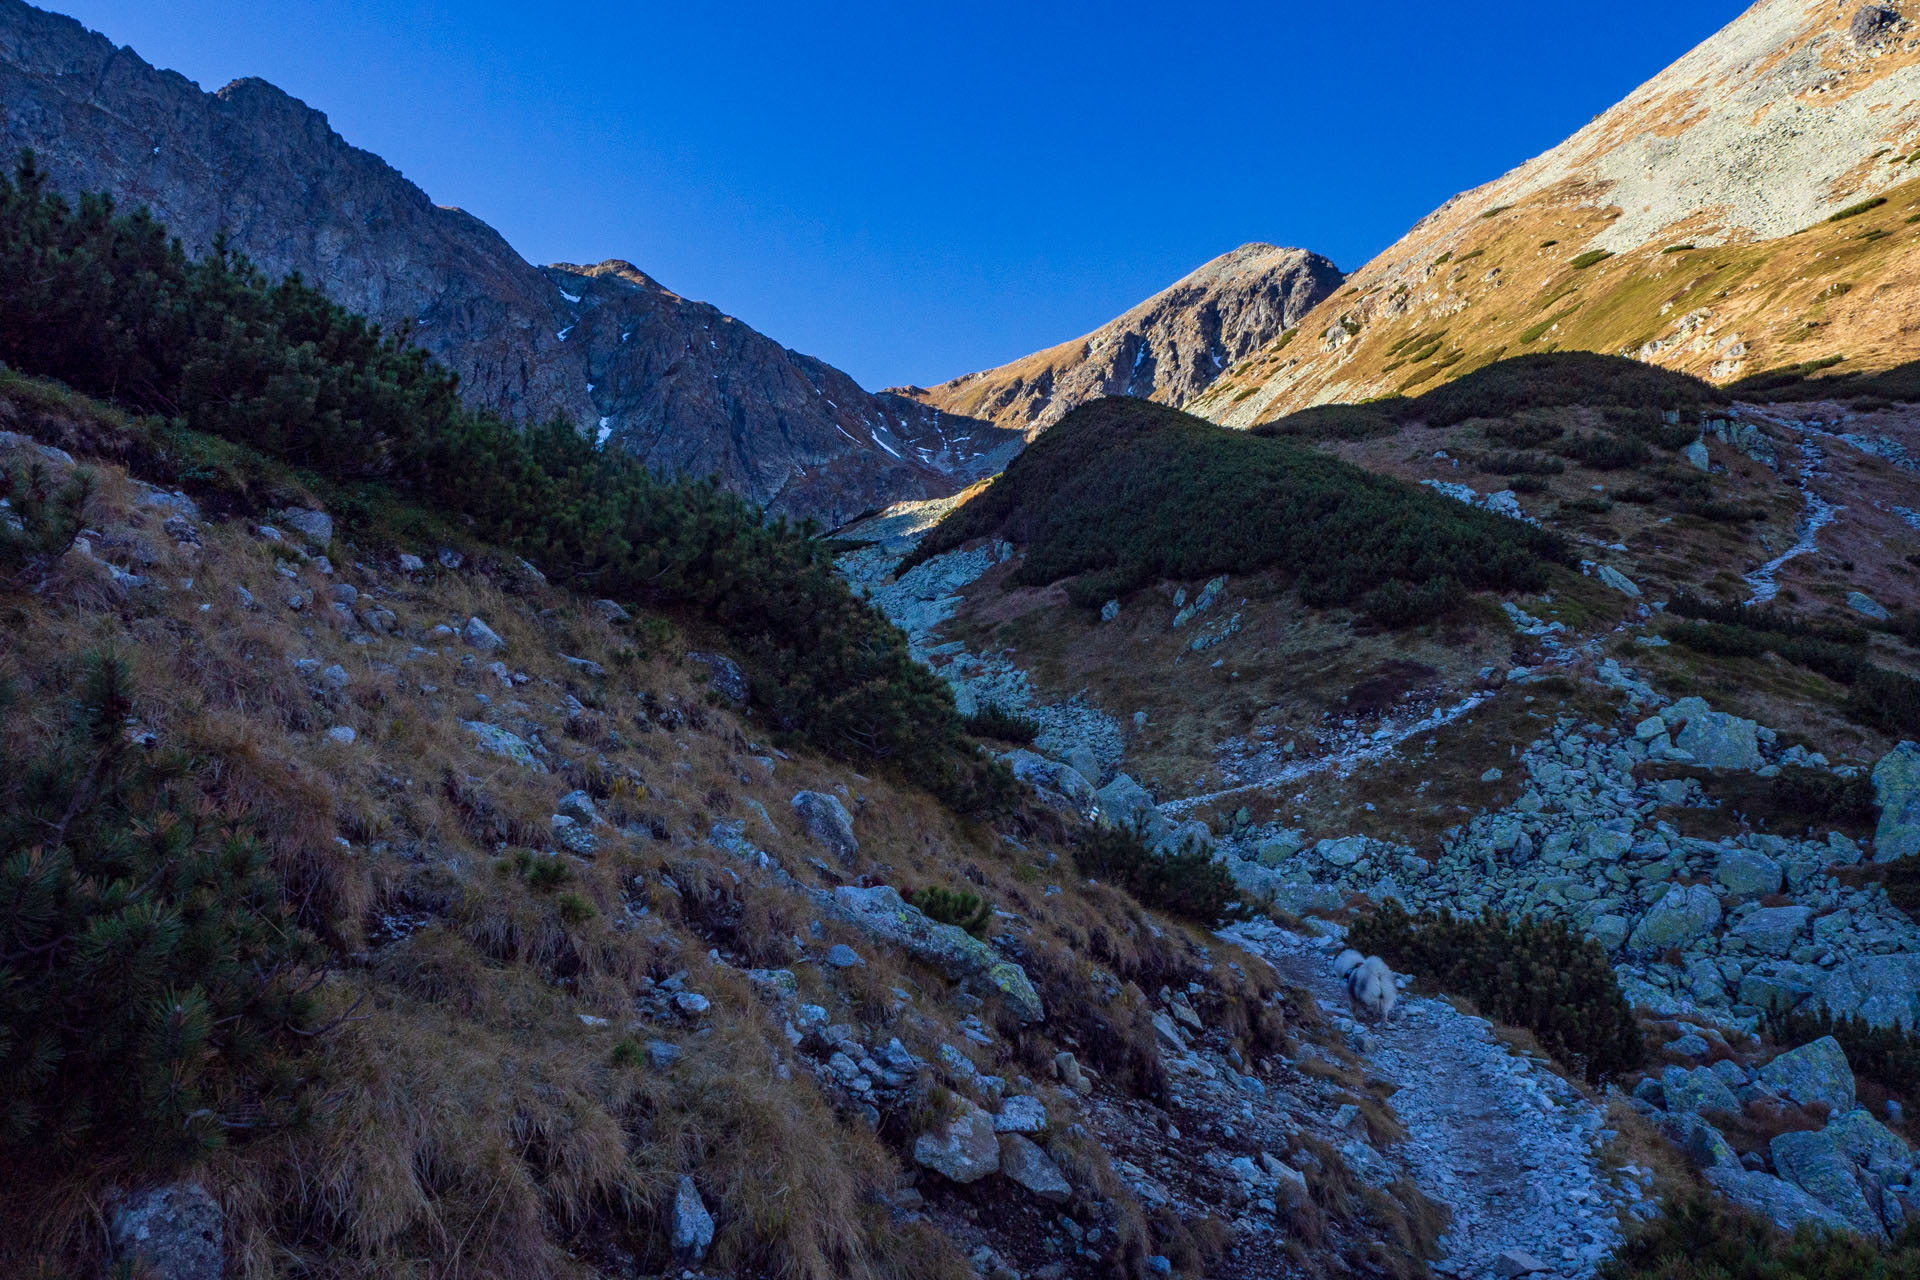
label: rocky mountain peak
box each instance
[910,241,1344,436]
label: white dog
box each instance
[1346,954,1397,1024]
[1332,948,1365,979]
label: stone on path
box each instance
[1493,1248,1546,1277]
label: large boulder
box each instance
[1771,1128,1886,1238]
[1704,1166,1852,1234]
[110,1182,224,1280]
[1665,698,1762,771]
[998,1134,1072,1203]
[1003,749,1097,812]
[831,885,1043,1022]
[1661,1065,1740,1116]
[1627,883,1723,956]
[792,791,858,862]
[1826,1108,1914,1180]
[1096,773,1170,847]
[279,506,333,547]
[1715,847,1783,897]
[1872,742,1920,863]
[1812,954,1920,1029]
[914,1102,1000,1183]
[1758,1036,1855,1114]
[1729,905,1811,956]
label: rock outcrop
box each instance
[0,0,1014,523]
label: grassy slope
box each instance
[1196,176,1920,426]
[0,374,1316,1278]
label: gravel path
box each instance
[1225,921,1632,1280]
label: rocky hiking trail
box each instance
[1224,921,1633,1280]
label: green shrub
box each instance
[1556,431,1652,470]
[1062,563,1146,609]
[0,654,323,1168]
[1477,450,1564,476]
[1828,196,1889,223]
[1520,306,1580,344]
[1348,901,1645,1082]
[503,850,575,891]
[1074,824,1249,927]
[1257,401,1405,442]
[1602,1196,1920,1280]
[0,459,92,581]
[1665,601,1870,685]
[1483,418,1565,449]
[1679,499,1766,523]
[907,398,1570,628]
[1413,352,1723,427]
[1570,250,1614,269]
[1846,666,1920,735]
[960,702,1040,745]
[909,886,993,939]
[1768,766,1878,823]
[0,154,1012,816]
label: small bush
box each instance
[0,460,92,581]
[961,701,1040,744]
[1062,563,1145,609]
[1348,902,1645,1082]
[1483,418,1565,449]
[1845,665,1920,735]
[1478,450,1564,476]
[1767,766,1877,823]
[1570,250,1614,269]
[909,886,993,939]
[1556,431,1652,470]
[1074,824,1249,927]
[1602,1195,1920,1280]
[1828,196,1888,223]
[0,654,323,1168]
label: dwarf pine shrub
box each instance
[960,702,1040,744]
[0,654,324,1168]
[909,886,993,939]
[1074,824,1249,927]
[0,458,91,581]
[1348,902,1645,1082]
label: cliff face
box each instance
[1191,0,1920,425]
[910,243,1343,437]
[0,0,1011,521]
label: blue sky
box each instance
[55,1,1747,389]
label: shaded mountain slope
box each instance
[0,0,1012,521]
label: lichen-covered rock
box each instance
[1665,698,1762,771]
[998,1134,1071,1203]
[1758,1036,1855,1114]
[792,791,858,862]
[831,885,1043,1022]
[993,1094,1049,1135]
[1627,883,1722,955]
[913,1102,1000,1183]
[1812,954,1920,1029]
[462,616,506,651]
[279,506,332,547]
[461,720,548,772]
[1659,1112,1739,1169]
[1872,741,1920,863]
[1661,1065,1740,1116]
[1003,749,1096,812]
[1729,904,1810,955]
[1095,773,1169,846]
[685,650,747,703]
[1704,1165,1852,1234]
[670,1175,714,1260]
[1770,1127,1886,1238]
[110,1181,224,1280]
[1826,1107,1913,1179]
[1714,847,1782,897]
